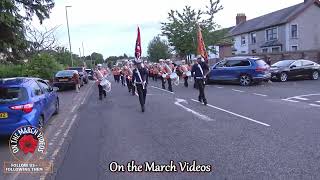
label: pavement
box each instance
[0,78,320,180]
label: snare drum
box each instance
[162,74,167,78]
[170,73,178,79]
[186,71,191,77]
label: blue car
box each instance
[0,77,59,135]
[208,57,271,86]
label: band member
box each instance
[191,56,209,105]
[158,59,166,89]
[124,62,134,94]
[120,66,126,86]
[153,64,159,82]
[111,67,116,82]
[94,64,108,100]
[132,58,148,112]
[179,60,189,87]
[165,59,174,92]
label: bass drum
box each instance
[100,79,112,92]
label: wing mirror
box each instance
[290,65,296,68]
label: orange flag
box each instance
[197,25,208,63]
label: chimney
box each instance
[236,13,246,25]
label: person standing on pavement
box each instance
[191,56,209,105]
[72,71,80,93]
[132,58,148,112]
[94,64,108,100]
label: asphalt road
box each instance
[52,78,320,180]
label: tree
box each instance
[147,36,171,62]
[27,53,63,79]
[91,52,104,64]
[0,0,55,62]
[161,0,223,58]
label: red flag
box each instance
[135,26,142,59]
[197,25,208,63]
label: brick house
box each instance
[219,0,320,58]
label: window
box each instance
[291,45,298,51]
[302,60,314,66]
[225,60,250,67]
[266,27,278,41]
[291,24,298,38]
[0,87,27,103]
[291,61,302,67]
[271,47,281,53]
[241,51,246,54]
[251,33,256,44]
[262,48,268,53]
[241,36,246,45]
[31,82,43,96]
[251,49,257,54]
[37,80,51,93]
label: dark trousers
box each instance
[167,78,173,92]
[136,84,147,108]
[195,79,206,103]
[115,75,120,83]
[184,76,188,87]
[161,77,166,89]
[98,84,106,100]
[113,75,116,82]
[194,77,198,89]
[126,78,132,93]
[132,84,136,95]
[121,75,125,86]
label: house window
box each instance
[291,24,298,38]
[251,33,256,44]
[272,47,281,53]
[291,45,298,51]
[266,27,278,41]
[241,36,246,45]
[251,49,257,54]
[262,48,268,53]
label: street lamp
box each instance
[65,5,73,66]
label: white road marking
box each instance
[191,99,270,127]
[309,104,320,107]
[175,98,214,122]
[253,93,268,97]
[216,86,224,89]
[282,99,299,103]
[232,89,244,93]
[292,97,309,101]
[317,101,320,103]
[135,92,138,96]
[71,105,77,113]
[151,86,175,94]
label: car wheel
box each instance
[38,115,45,131]
[239,74,252,86]
[54,99,59,115]
[311,71,319,80]
[279,72,288,82]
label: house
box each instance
[219,0,320,57]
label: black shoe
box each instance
[198,97,202,103]
[99,97,102,100]
[203,99,207,106]
[141,106,145,112]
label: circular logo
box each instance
[9,126,47,161]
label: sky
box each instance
[32,0,304,58]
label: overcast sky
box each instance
[33,0,303,58]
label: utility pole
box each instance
[65,6,73,66]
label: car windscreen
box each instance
[56,71,74,77]
[68,68,83,72]
[0,87,27,104]
[272,60,295,67]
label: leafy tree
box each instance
[0,0,55,62]
[161,0,223,58]
[91,52,104,64]
[147,36,171,62]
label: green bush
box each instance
[0,64,28,78]
[26,53,64,80]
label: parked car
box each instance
[270,60,320,82]
[0,77,59,135]
[208,57,271,86]
[67,67,88,84]
[53,70,82,90]
[85,68,94,80]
